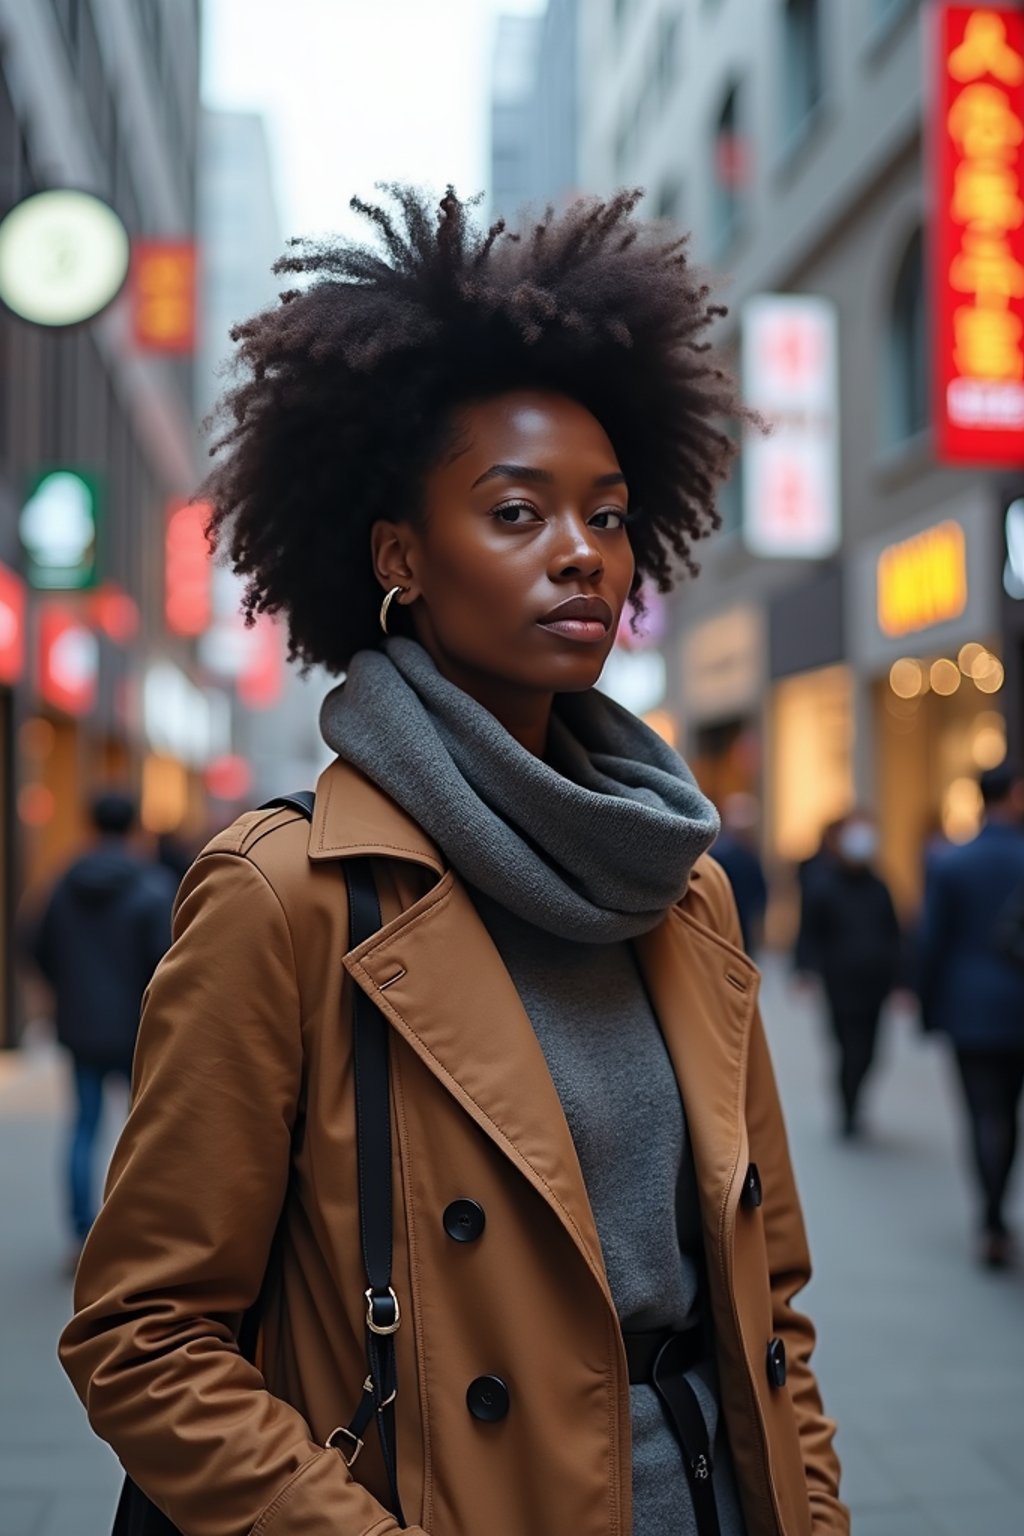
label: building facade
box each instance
[0,0,202,1044]
[490,0,579,221]
[578,0,1024,921]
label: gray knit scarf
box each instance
[318,638,718,943]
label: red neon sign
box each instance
[165,500,212,637]
[38,603,98,716]
[933,6,1024,465]
[0,561,26,684]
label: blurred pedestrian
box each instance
[25,791,176,1267]
[61,189,845,1536]
[713,791,768,952]
[802,813,901,1138]
[792,818,843,979]
[920,762,1024,1270]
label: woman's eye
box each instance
[493,501,541,524]
[590,508,630,530]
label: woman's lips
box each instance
[536,594,614,643]
[536,617,611,643]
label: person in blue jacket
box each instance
[26,792,176,1264]
[920,762,1024,1269]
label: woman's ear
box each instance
[370,519,420,599]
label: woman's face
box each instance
[371,389,635,703]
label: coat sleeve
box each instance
[59,847,423,1536]
[707,861,848,1535]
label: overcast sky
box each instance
[201,0,545,243]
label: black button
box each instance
[466,1375,510,1422]
[741,1163,763,1209]
[766,1338,787,1388]
[443,1199,486,1243]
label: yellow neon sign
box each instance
[877,520,968,638]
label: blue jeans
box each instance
[69,1059,129,1240]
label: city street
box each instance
[1,959,1022,1536]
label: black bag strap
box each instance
[262,794,404,1525]
[112,795,403,1536]
[336,857,403,1524]
[261,790,317,821]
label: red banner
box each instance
[132,241,197,354]
[933,6,1024,465]
[0,561,25,684]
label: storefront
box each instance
[678,604,764,809]
[765,566,852,869]
[851,491,1003,913]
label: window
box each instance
[782,0,823,144]
[711,82,747,255]
[888,228,927,442]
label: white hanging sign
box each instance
[741,294,840,559]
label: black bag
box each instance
[112,792,404,1533]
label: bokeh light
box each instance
[929,658,961,696]
[889,657,925,698]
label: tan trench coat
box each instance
[60,757,848,1536]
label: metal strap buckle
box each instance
[325,1425,364,1467]
[362,1373,397,1410]
[365,1285,401,1335]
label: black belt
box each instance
[623,1329,722,1536]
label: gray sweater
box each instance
[320,639,745,1535]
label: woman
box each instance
[61,189,845,1536]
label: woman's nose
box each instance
[550,518,603,582]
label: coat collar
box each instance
[320,749,759,1310]
[308,756,444,877]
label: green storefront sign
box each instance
[19,468,102,590]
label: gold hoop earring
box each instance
[379,585,407,636]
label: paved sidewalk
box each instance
[762,969,1024,1536]
[0,1046,122,1536]
[1,961,1022,1535]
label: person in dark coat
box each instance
[802,813,901,1138]
[27,792,176,1257]
[920,762,1024,1269]
[792,818,844,978]
[713,792,769,952]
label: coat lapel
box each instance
[343,868,614,1309]
[633,900,759,1233]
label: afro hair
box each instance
[202,185,740,676]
